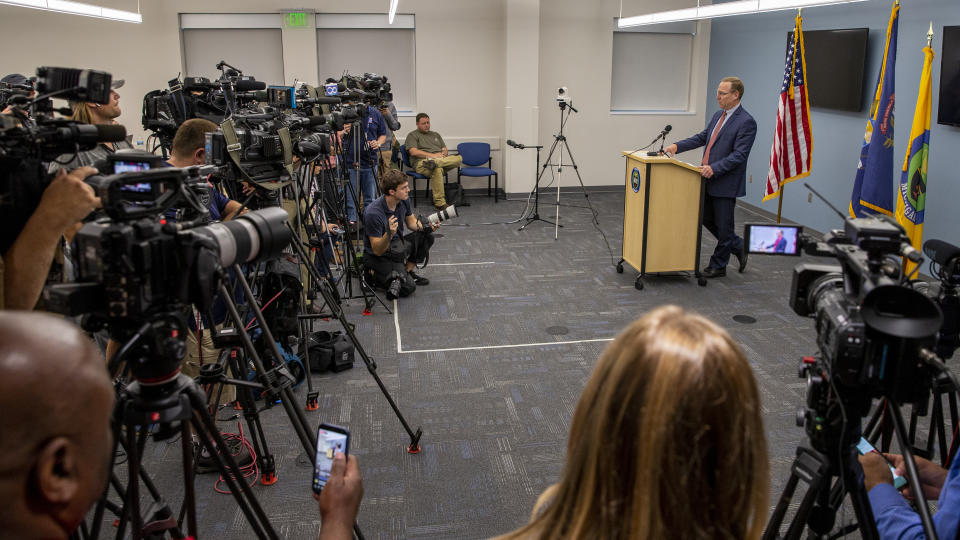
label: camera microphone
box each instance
[506,139,525,149]
[923,239,960,267]
[64,123,125,144]
[233,79,267,92]
[299,96,341,105]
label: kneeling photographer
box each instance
[363,169,435,299]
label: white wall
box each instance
[537,0,712,188]
[0,0,711,193]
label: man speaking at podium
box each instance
[664,76,757,278]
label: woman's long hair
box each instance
[498,305,768,540]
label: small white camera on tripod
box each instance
[556,86,571,104]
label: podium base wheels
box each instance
[634,277,644,291]
[698,277,707,287]
[616,262,624,274]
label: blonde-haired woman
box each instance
[497,305,768,540]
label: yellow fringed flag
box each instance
[895,42,934,277]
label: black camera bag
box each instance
[305,330,355,373]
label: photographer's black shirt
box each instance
[363,195,411,255]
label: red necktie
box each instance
[702,110,727,166]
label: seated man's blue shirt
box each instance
[363,195,411,255]
[869,454,960,539]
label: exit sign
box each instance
[285,11,308,28]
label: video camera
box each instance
[1,66,129,254]
[142,63,268,151]
[746,217,943,449]
[43,154,291,385]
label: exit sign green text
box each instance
[286,12,308,27]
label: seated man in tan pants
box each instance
[405,113,461,210]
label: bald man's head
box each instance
[0,311,114,539]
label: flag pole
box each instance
[776,184,784,223]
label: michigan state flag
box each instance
[896,43,934,277]
[850,2,899,218]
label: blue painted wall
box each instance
[703,0,959,248]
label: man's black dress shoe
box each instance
[735,250,749,273]
[702,266,726,278]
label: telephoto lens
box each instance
[195,206,291,266]
[426,205,457,226]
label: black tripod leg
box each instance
[180,419,198,536]
[843,445,881,540]
[889,400,940,539]
[187,384,279,539]
[220,280,317,457]
[271,240,422,451]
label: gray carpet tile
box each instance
[89,189,950,539]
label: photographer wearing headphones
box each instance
[363,169,435,299]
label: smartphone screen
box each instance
[313,424,350,493]
[857,437,908,490]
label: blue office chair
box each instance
[457,142,499,202]
[398,144,427,207]
[399,144,449,207]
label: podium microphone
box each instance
[645,124,673,156]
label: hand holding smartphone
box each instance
[313,423,350,494]
[857,437,908,490]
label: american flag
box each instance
[764,13,812,202]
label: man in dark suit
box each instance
[665,76,757,278]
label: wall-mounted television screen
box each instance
[788,28,869,112]
[938,25,960,127]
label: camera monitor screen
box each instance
[113,160,153,174]
[744,224,802,256]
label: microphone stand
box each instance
[510,142,554,231]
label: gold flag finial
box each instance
[927,22,934,47]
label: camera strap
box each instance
[277,126,295,178]
[219,118,254,183]
[220,118,292,190]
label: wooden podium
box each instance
[617,152,707,290]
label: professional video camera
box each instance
[142,62,268,152]
[0,66,128,254]
[43,159,290,384]
[784,217,941,409]
[331,72,393,105]
[755,208,950,540]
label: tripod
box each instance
[86,312,281,540]
[764,362,941,540]
[535,101,593,240]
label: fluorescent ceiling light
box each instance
[697,0,758,18]
[618,0,865,28]
[388,0,398,24]
[758,0,863,10]
[0,0,142,23]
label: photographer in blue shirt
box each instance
[341,104,386,226]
